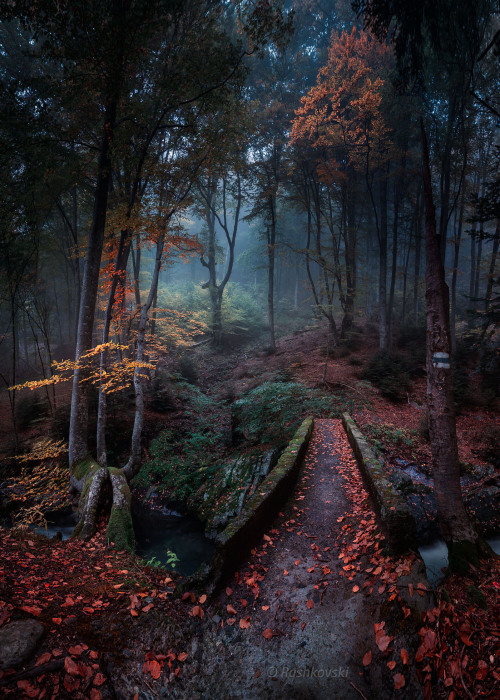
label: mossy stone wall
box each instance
[209,417,314,586]
[341,413,418,554]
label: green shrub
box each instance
[232,381,346,445]
[363,422,418,453]
[132,383,226,500]
[361,351,411,401]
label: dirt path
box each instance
[158,419,423,700]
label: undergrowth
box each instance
[363,422,418,453]
[232,381,351,444]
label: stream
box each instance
[419,536,500,586]
[32,505,214,578]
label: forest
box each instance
[0,1,499,698]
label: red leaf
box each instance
[64,656,80,677]
[306,600,314,609]
[376,634,392,652]
[362,651,372,666]
[387,660,396,670]
[90,689,102,700]
[17,680,39,697]
[199,594,207,604]
[460,632,472,647]
[149,660,161,680]
[262,628,273,639]
[393,673,405,689]
[177,652,188,662]
[21,606,42,616]
[423,629,436,651]
[475,660,487,681]
[68,645,85,657]
[400,648,409,665]
[93,673,106,687]
[239,616,251,629]
[35,652,52,666]
[226,604,237,615]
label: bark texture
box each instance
[421,120,478,562]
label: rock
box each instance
[397,560,434,615]
[201,448,281,537]
[0,619,45,670]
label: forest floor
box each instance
[1,418,499,699]
[1,323,499,698]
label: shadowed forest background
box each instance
[0,1,499,698]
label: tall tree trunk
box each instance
[388,159,404,349]
[68,100,117,485]
[378,176,388,351]
[450,189,465,353]
[131,235,142,308]
[341,184,356,337]
[123,233,165,479]
[474,222,483,300]
[413,188,423,323]
[469,224,477,308]
[421,120,480,568]
[485,222,499,312]
[267,196,277,352]
[96,230,131,466]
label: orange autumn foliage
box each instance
[289,27,393,180]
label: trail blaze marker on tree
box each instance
[432,352,450,369]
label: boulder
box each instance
[0,619,45,669]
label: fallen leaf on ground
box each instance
[394,673,405,689]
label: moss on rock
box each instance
[106,504,134,552]
[195,449,281,536]
[73,458,98,483]
[212,417,314,582]
[106,468,134,552]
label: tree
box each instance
[1,0,293,548]
[289,27,392,343]
[354,0,496,567]
[195,99,249,348]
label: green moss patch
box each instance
[106,468,134,552]
[73,457,99,483]
[210,418,314,584]
[106,504,134,552]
